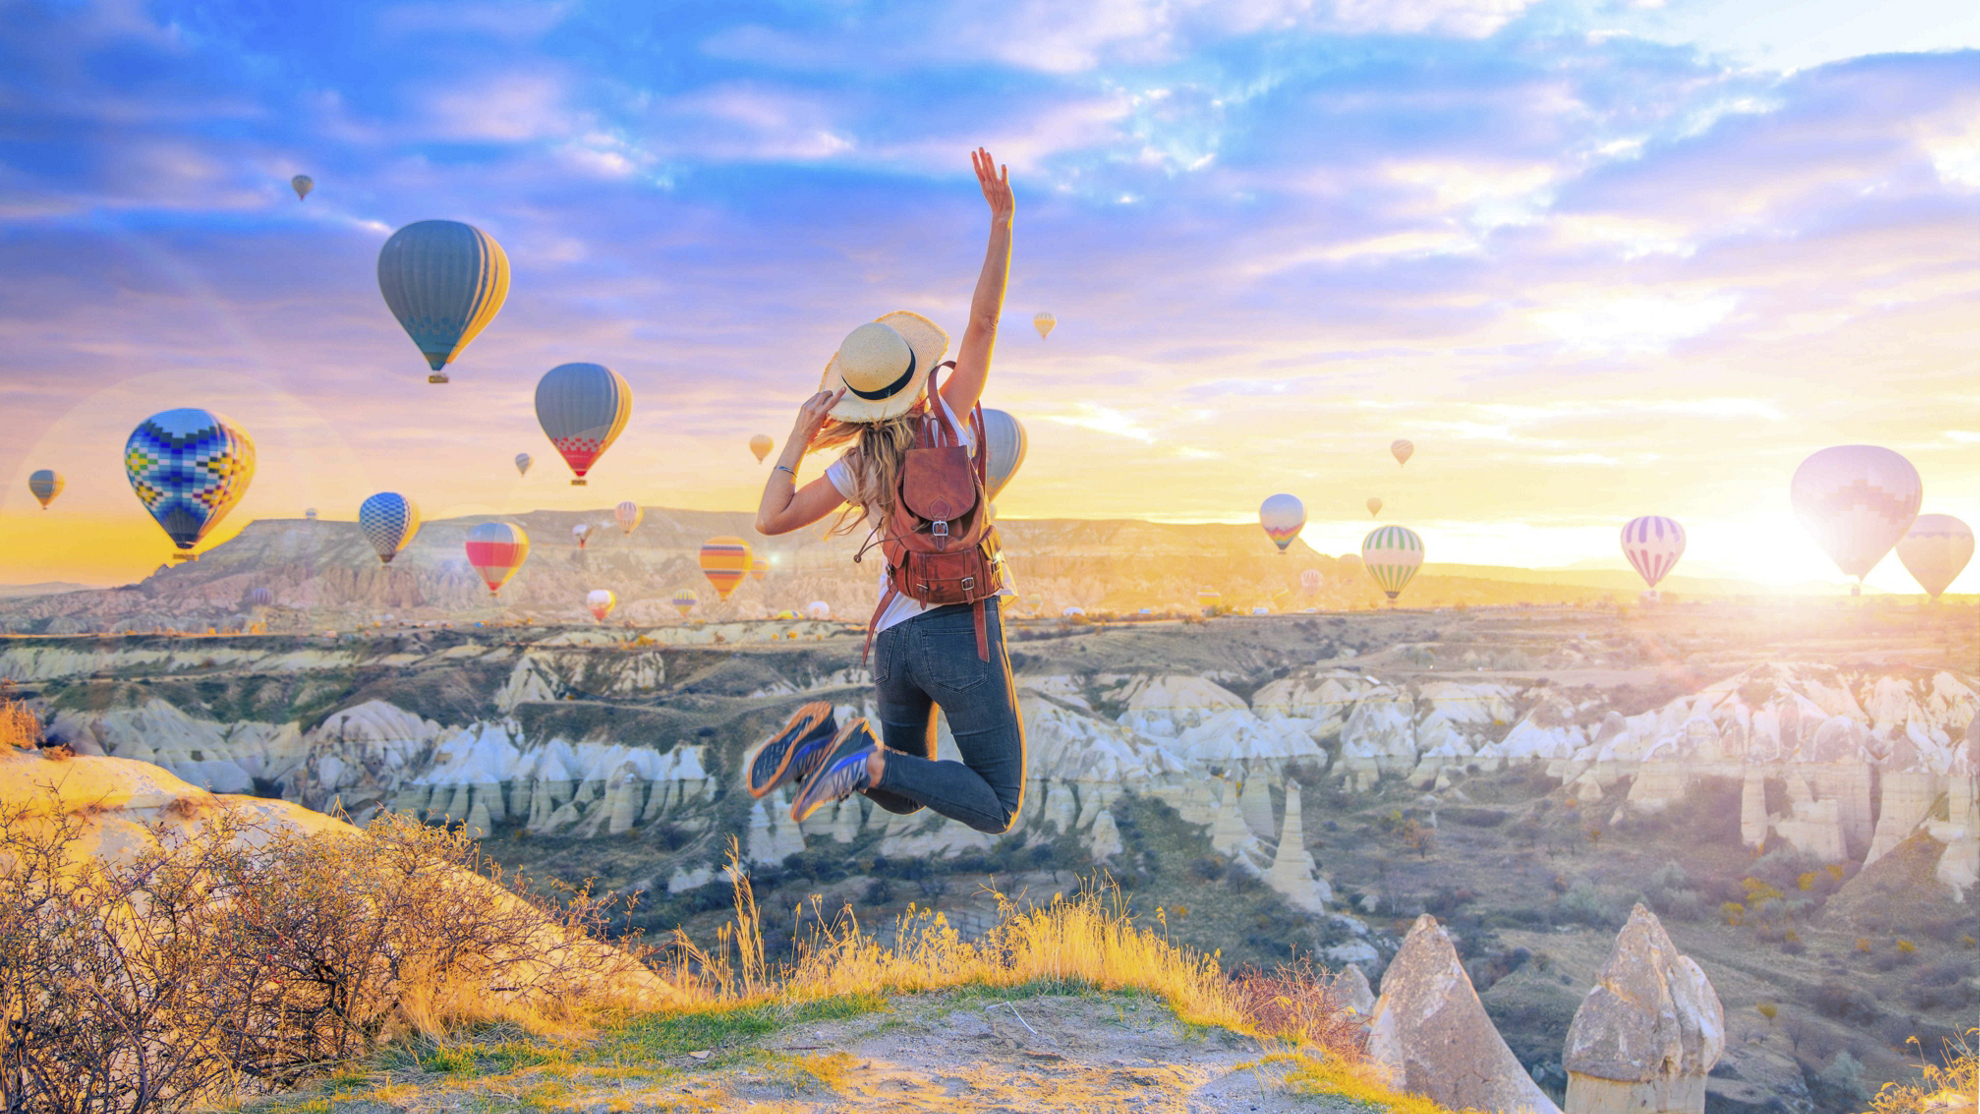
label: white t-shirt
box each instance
[824,397,1014,635]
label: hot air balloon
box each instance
[124,408,256,558]
[1033,312,1055,339]
[982,409,1028,500]
[1896,514,1973,599]
[1790,445,1922,594]
[1197,586,1221,614]
[358,492,421,565]
[615,501,643,535]
[1300,569,1322,595]
[536,362,632,485]
[464,522,529,595]
[749,434,774,463]
[1391,440,1414,466]
[246,587,274,608]
[586,589,617,622]
[27,469,62,510]
[699,537,752,600]
[1062,606,1085,618]
[750,555,770,582]
[1361,525,1424,602]
[304,508,317,521]
[1620,516,1685,593]
[1366,497,1382,518]
[671,588,699,619]
[1259,494,1305,553]
[572,523,593,549]
[377,220,510,383]
[515,453,532,477]
[290,175,313,200]
[806,600,831,620]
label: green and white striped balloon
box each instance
[1361,525,1424,601]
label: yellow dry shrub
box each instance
[1865,1030,1978,1114]
[0,693,38,751]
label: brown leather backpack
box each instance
[859,364,1005,662]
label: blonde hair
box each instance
[811,410,921,538]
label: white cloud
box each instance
[1533,291,1739,352]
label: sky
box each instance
[1,0,1976,591]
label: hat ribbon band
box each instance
[846,349,917,401]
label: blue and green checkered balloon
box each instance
[124,408,256,552]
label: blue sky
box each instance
[1,0,1976,590]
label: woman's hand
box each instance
[792,388,845,449]
[973,147,1012,226]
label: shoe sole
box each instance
[747,701,835,798]
[790,719,876,824]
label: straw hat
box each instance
[819,311,949,422]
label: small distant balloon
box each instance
[1259,494,1305,554]
[304,508,317,521]
[750,434,774,463]
[28,469,63,510]
[1300,569,1322,594]
[246,587,274,608]
[615,501,643,536]
[1366,497,1382,518]
[572,523,593,549]
[290,175,313,200]
[1390,440,1414,466]
[670,588,699,619]
[536,362,632,485]
[377,220,510,382]
[806,600,831,620]
[358,492,421,565]
[1033,312,1056,339]
[586,589,617,622]
[1620,516,1685,591]
[515,453,532,477]
[699,537,753,600]
[1790,445,1922,589]
[751,555,770,582]
[1361,525,1424,602]
[1062,606,1084,617]
[464,522,529,595]
[124,408,256,556]
[982,409,1028,500]
[1896,514,1973,599]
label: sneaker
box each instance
[745,701,837,799]
[789,718,880,824]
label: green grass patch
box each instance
[598,992,888,1063]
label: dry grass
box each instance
[1863,1029,1978,1114]
[0,689,39,750]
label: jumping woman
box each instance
[747,146,1023,836]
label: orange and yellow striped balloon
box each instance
[699,536,753,600]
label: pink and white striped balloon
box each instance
[1621,516,1685,590]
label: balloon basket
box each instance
[428,373,450,384]
[571,479,587,486]
[170,553,197,563]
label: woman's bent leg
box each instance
[864,616,934,816]
[869,599,1025,833]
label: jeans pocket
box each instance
[915,615,988,694]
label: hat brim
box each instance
[820,311,949,422]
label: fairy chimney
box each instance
[1564,904,1725,1114]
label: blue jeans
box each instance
[864,597,1025,834]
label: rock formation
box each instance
[1368,914,1563,1114]
[1265,783,1328,912]
[1563,904,1724,1114]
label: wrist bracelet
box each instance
[775,465,797,477]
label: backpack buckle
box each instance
[961,576,975,592]
[931,520,949,539]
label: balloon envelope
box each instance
[246,587,274,608]
[358,492,421,565]
[515,453,532,476]
[536,363,632,485]
[1790,445,1922,582]
[1300,569,1322,594]
[1390,440,1414,466]
[699,537,753,600]
[615,501,643,535]
[124,408,256,553]
[377,220,510,376]
[1896,514,1973,599]
[751,555,770,582]
[28,469,63,509]
[1033,312,1055,339]
[981,409,1028,500]
[464,522,529,595]
[572,523,592,548]
[749,434,774,463]
[290,175,312,200]
[806,600,831,620]
[1259,493,1305,553]
[670,588,699,618]
[1620,516,1685,590]
[1366,497,1382,518]
[304,508,317,521]
[1361,525,1424,601]
[586,589,617,622]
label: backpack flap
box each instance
[899,444,978,550]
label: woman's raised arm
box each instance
[940,148,1012,417]
[756,388,848,536]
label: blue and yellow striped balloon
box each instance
[28,469,63,510]
[1360,525,1424,601]
[124,409,256,554]
[377,220,510,380]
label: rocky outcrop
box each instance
[1368,914,1563,1114]
[1265,783,1329,912]
[1563,904,1724,1114]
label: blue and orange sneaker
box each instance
[789,718,880,824]
[746,701,837,799]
